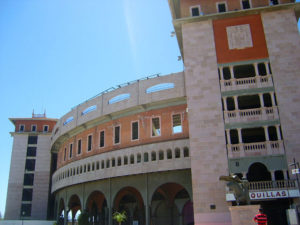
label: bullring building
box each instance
[4,1,300,225]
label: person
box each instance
[253,208,268,225]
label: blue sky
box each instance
[0,0,299,218]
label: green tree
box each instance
[113,211,127,225]
[78,211,89,225]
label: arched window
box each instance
[151,152,156,161]
[184,147,189,157]
[137,154,141,163]
[144,152,149,162]
[159,151,164,160]
[130,154,135,164]
[175,148,180,158]
[167,149,172,159]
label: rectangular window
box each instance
[25,159,36,171]
[22,188,33,201]
[69,143,73,158]
[190,6,200,16]
[31,125,37,132]
[21,204,31,217]
[23,174,34,186]
[172,114,182,134]
[241,0,251,9]
[28,136,38,145]
[64,148,66,161]
[217,2,227,12]
[99,131,105,147]
[43,125,49,132]
[151,117,161,137]
[132,121,139,140]
[19,124,25,132]
[114,126,120,144]
[26,147,36,157]
[87,135,92,151]
[270,0,279,5]
[77,139,82,155]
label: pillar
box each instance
[265,62,270,74]
[64,209,68,225]
[219,66,223,80]
[233,96,238,110]
[237,128,242,144]
[254,62,259,76]
[223,97,227,111]
[226,129,231,144]
[270,92,276,106]
[258,93,264,108]
[263,126,270,141]
[275,125,282,140]
[229,66,234,79]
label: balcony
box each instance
[220,74,273,92]
[226,180,300,201]
[224,106,279,123]
[227,140,284,158]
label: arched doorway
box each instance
[113,187,145,225]
[151,183,194,225]
[68,195,82,225]
[247,163,271,182]
[86,191,108,225]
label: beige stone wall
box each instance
[261,9,300,179]
[182,20,231,225]
[31,135,52,219]
[5,135,28,219]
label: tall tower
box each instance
[168,1,300,225]
[5,113,57,220]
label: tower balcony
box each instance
[224,106,279,123]
[226,125,284,159]
[219,61,273,92]
[220,75,273,92]
[227,140,284,158]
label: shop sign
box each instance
[250,190,288,200]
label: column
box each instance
[270,92,276,106]
[229,66,234,80]
[237,128,242,144]
[275,125,282,140]
[226,129,231,145]
[265,62,270,74]
[233,96,238,110]
[219,66,223,80]
[263,126,270,141]
[254,63,259,76]
[64,209,68,225]
[258,93,264,108]
[271,171,276,181]
[223,97,227,111]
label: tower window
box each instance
[241,0,251,9]
[31,125,37,132]
[217,3,227,13]
[190,6,200,17]
[19,124,25,132]
[270,0,279,5]
[43,125,49,132]
[28,136,38,145]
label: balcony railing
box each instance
[227,140,284,158]
[220,75,273,92]
[224,106,279,123]
[248,180,297,191]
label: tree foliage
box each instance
[113,211,127,225]
[78,211,89,225]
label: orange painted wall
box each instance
[57,104,189,168]
[14,120,57,133]
[213,14,269,63]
